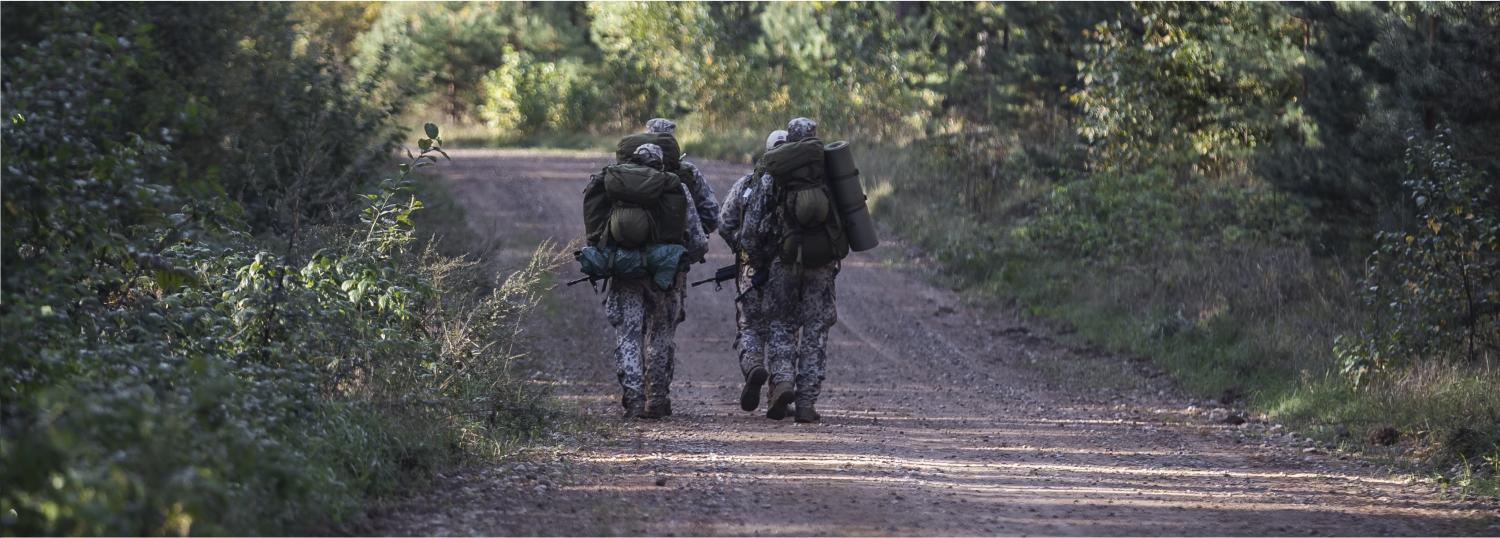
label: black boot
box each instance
[643,398,670,419]
[794,402,820,423]
[740,366,769,411]
[766,382,796,420]
[623,398,646,420]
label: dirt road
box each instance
[372,148,1497,536]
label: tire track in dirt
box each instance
[370,148,1497,536]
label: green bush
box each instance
[1,4,566,532]
[1339,131,1500,383]
[478,46,599,133]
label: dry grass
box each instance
[856,140,1499,496]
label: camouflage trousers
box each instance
[605,275,682,406]
[761,261,837,405]
[735,268,770,378]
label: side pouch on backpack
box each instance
[779,187,847,268]
[582,172,611,246]
[608,205,654,248]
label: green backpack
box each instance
[760,138,848,268]
[582,162,687,249]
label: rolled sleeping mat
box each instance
[823,141,879,252]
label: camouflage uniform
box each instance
[647,118,719,235]
[718,130,787,379]
[646,118,717,367]
[603,143,708,413]
[718,172,769,377]
[738,119,837,411]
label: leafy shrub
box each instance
[1339,131,1500,383]
[478,45,598,133]
[1014,170,1309,263]
[0,4,564,531]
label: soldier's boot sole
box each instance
[740,367,769,411]
[766,384,796,421]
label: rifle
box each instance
[734,264,768,303]
[691,263,739,290]
[566,275,608,290]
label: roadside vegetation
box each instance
[4,4,1496,534]
[373,2,1498,494]
[2,4,566,534]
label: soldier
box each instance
[645,118,717,400]
[738,118,841,423]
[601,143,709,419]
[646,118,719,235]
[718,129,788,412]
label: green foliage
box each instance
[355,3,591,125]
[0,4,563,532]
[1074,2,1308,178]
[1340,132,1500,383]
[1013,165,1310,264]
[478,46,599,133]
[1260,3,1500,244]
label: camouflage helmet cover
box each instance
[786,117,817,141]
[646,118,676,134]
[633,142,664,163]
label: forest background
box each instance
[3,2,1497,535]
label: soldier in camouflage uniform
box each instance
[645,118,718,394]
[718,129,787,412]
[603,143,709,419]
[646,118,719,235]
[738,118,837,423]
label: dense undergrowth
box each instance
[1,4,566,534]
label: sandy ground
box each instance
[368,148,1498,536]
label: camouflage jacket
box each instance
[679,161,720,235]
[717,172,760,256]
[737,172,785,268]
[680,183,709,265]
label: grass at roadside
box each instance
[854,143,1500,497]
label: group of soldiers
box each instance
[591,117,838,424]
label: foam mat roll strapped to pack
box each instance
[823,141,879,252]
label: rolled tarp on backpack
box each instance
[574,244,683,290]
[644,243,687,290]
[574,246,649,281]
[824,140,879,252]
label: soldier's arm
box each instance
[685,162,720,235]
[717,174,752,254]
[680,184,710,264]
[738,173,779,265]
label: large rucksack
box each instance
[582,162,687,249]
[760,138,848,268]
